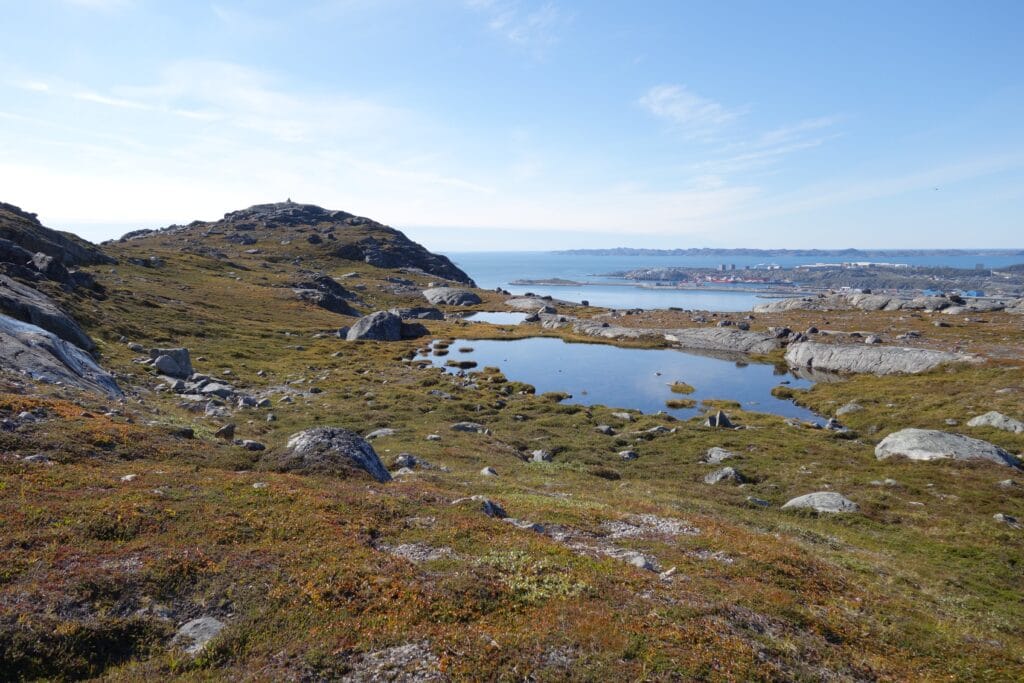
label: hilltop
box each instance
[1,201,1023,680]
[111,201,474,286]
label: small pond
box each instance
[425,337,822,422]
[460,311,529,325]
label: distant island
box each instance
[556,247,1024,257]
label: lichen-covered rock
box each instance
[704,467,745,485]
[263,427,392,482]
[664,328,784,355]
[149,347,193,378]
[785,341,971,375]
[875,428,1021,467]
[346,311,402,341]
[782,492,859,513]
[967,411,1024,434]
[702,447,736,464]
[389,306,444,320]
[422,287,482,306]
[171,617,226,656]
[293,275,360,316]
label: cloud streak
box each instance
[638,84,739,140]
[467,1,569,56]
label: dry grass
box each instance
[1,224,1022,679]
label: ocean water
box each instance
[426,337,821,422]
[447,250,1024,311]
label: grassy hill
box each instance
[1,203,1023,680]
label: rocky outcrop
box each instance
[536,314,786,353]
[171,617,226,656]
[785,341,971,375]
[347,311,401,341]
[0,314,121,397]
[782,492,859,513]
[967,411,1024,434]
[875,429,1021,467]
[389,307,444,320]
[148,348,194,379]
[541,315,661,341]
[704,467,745,484]
[754,292,961,314]
[114,201,474,285]
[345,311,428,341]
[665,328,784,355]
[293,275,360,316]
[229,203,473,283]
[0,202,113,267]
[505,296,573,311]
[422,287,482,306]
[0,275,95,351]
[262,427,392,482]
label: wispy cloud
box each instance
[638,84,739,140]
[62,0,133,10]
[693,117,843,175]
[467,1,569,55]
[211,4,277,34]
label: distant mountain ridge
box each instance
[556,247,1024,257]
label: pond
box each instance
[424,337,823,422]
[460,311,529,325]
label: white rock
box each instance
[967,411,1024,434]
[875,429,1021,467]
[782,492,859,513]
[171,617,225,655]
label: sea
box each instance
[447,250,1024,312]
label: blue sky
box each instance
[1,0,1022,250]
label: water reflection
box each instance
[460,311,529,325]
[426,337,824,421]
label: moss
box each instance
[670,381,696,394]
[665,398,697,409]
[0,228,1021,679]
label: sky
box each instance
[1,0,1022,251]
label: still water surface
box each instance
[426,337,822,422]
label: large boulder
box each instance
[782,492,859,513]
[0,314,121,397]
[785,341,971,375]
[967,411,1024,434]
[149,348,194,378]
[875,429,1021,467]
[422,287,481,306]
[346,311,402,341]
[0,275,95,351]
[262,427,392,482]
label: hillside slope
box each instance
[112,201,475,286]
[1,201,1023,680]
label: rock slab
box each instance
[782,492,859,513]
[874,428,1020,467]
[422,287,481,306]
[0,314,121,397]
[786,341,970,375]
[967,411,1024,434]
